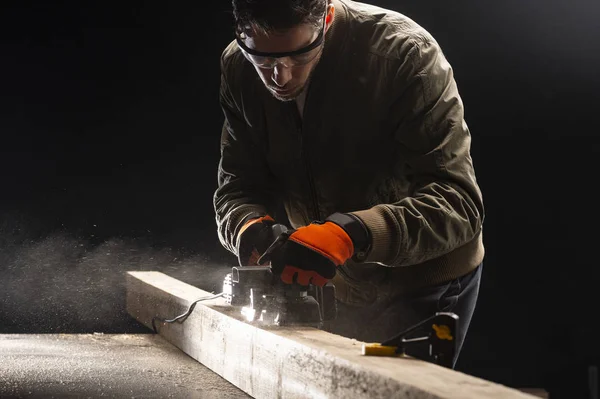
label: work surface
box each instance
[0,333,250,398]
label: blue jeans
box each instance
[329,263,483,368]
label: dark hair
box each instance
[232,0,328,35]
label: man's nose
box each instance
[271,63,292,87]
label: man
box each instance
[213,0,484,368]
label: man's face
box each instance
[244,24,323,101]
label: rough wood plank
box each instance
[126,271,538,399]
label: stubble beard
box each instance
[270,85,304,102]
[268,52,322,102]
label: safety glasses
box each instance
[235,16,326,69]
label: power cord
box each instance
[151,292,224,333]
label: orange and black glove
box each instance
[259,213,370,287]
[236,214,289,266]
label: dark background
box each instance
[1,1,599,397]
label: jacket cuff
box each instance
[325,212,370,256]
[349,205,402,264]
[229,205,269,249]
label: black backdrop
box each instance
[1,1,599,397]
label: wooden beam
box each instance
[126,271,538,399]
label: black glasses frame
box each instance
[235,17,326,59]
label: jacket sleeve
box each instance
[213,59,274,255]
[350,37,484,267]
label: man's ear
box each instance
[325,3,335,31]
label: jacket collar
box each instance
[309,0,349,86]
[323,0,349,59]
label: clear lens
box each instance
[242,46,321,69]
[236,12,326,69]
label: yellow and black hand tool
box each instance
[362,312,459,368]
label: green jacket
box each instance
[214,0,485,305]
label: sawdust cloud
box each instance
[0,211,235,334]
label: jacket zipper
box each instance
[292,104,321,222]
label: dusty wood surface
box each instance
[126,271,538,399]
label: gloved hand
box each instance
[236,215,288,266]
[260,213,369,287]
